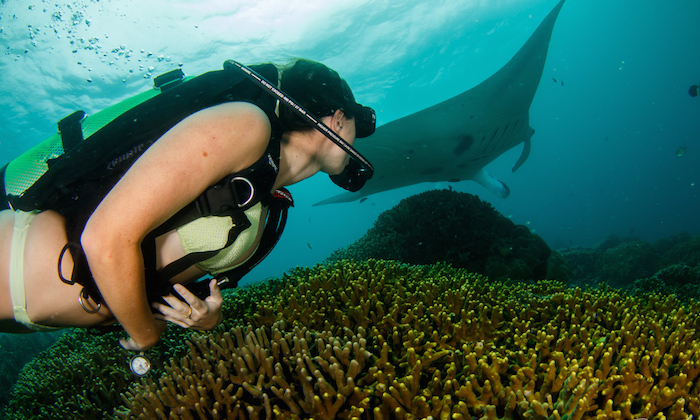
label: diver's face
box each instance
[321,114,356,175]
[337,118,357,169]
[339,116,357,144]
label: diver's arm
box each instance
[81,102,271,350]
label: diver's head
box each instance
[279,59,376,138]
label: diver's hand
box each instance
[153,281,223,330]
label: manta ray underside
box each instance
[316,0,565,205]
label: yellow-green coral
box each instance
[118,260,700,419]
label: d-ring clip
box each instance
[78,287,102,314]
[231,177,255,208]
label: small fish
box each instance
[552,77,557,83]
[677,145,687,157]
[689,84,699,98]
[359,197,368,203]
[560,79,564,86]
[307,243,312,250]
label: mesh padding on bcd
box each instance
[4,134,64,197]
[81,88,163,138]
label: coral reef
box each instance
[1,326,194,420]
[327,189,569,282]
[0,331,64,409]
[562,233,700,299]
[0,284,276,420]
[118,260,700,419]
[634,264,700,302]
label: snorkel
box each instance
[225,60,375,192]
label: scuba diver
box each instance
[0,59,376,352]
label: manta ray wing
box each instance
[316,0,565,205]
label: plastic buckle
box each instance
[154,69,185,91]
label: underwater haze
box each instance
[1,0,699,284]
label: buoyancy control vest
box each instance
[0,62,294,302]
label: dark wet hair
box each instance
[278,59,362,133]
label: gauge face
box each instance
[130,355,151,376]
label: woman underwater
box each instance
[0,59,375,351]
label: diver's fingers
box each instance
[159,294,190,315]
[208,280,222,303]
[154,296,193,324]
[154,312,189,329]
[173,284,204,311]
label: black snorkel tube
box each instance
[225,60,374,192]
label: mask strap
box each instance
[224,60,374,180]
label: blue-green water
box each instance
[1,0,700,415]
[1,0,698,282]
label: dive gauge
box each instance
[129,352,151,376]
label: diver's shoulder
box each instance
[199,101,271,133]
[212,101,270,120]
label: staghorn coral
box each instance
[327,189,569,283]
[1,285,275,420]
[119,259,700,419]
[2,328,137,420]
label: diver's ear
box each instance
[330,109,347,130]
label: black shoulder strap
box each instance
[182,188,293,300]
[142,138,283,301]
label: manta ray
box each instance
[316,0,566,205]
